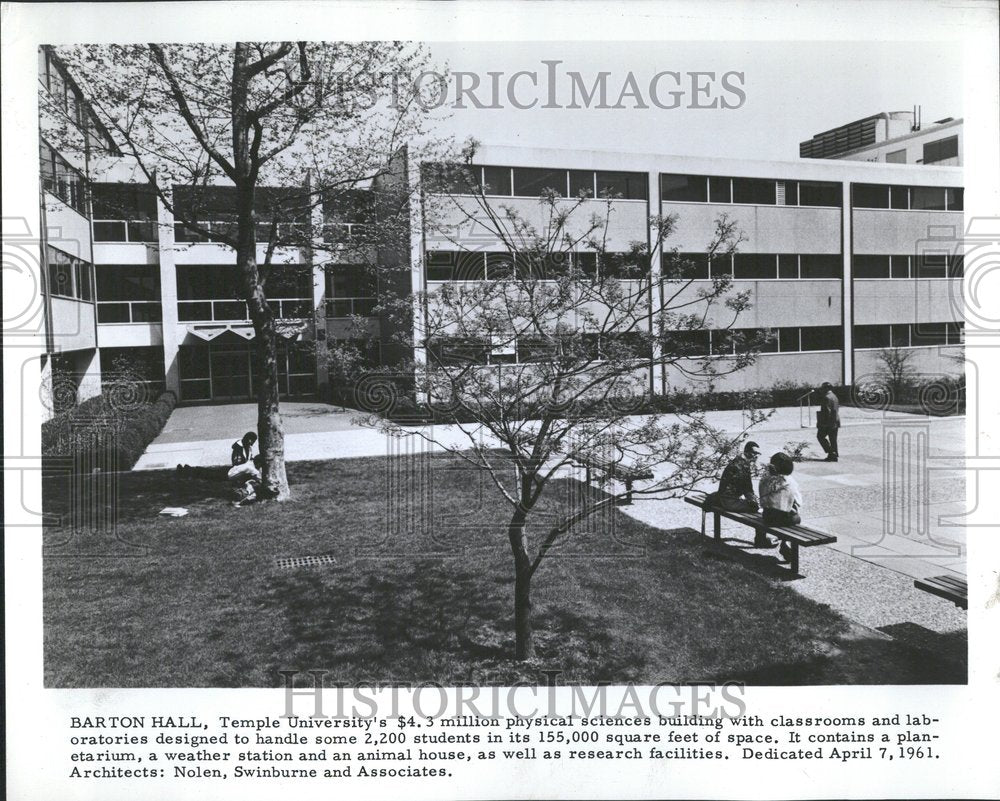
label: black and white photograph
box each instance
[4,1,999,799]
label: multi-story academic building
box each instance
[38,47,964,414]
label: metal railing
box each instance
[325,297,377,317]
[97,301,162,324]
[93,220,159,243]
[798,390,814,429]
[177,297,314,322]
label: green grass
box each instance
[43,454,965,687]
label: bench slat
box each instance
[684,494,836,547]
[914,575,967,609]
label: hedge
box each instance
[42,390,177,472]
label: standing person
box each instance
[231,431,257,467]
[816,382,840,462]
[759,452,804,562]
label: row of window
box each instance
[46,246,93,301]
[854,322,965,349]
[38,48,112,154]
[660,175,842,207]
[426,250,647,282]
[40,141,87,214]
[851,184,963,211]
[853,254,963,279]
[425,164,649,201]
[675,252,843,280]
[670,326,844,356]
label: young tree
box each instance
[366,152,768,660]
[877,346,916,402]
[44,42,439,499]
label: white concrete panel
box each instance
[853,279,963,324]
[664,350,842,392]
[49,297,96,350]
[43,193,92,262]
[93,243,160,265]
[97,323,163,347]
[664,203,842,253]
[853,210,963,254]
[667,279,842,328]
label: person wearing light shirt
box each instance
[758,451,803,562]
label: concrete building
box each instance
[416,145,964,395]
[799,109,962,166]
[38,50,964,410]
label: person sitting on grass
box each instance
[228,454,263,506]
[759,451,804,562]
[231,431,257,467]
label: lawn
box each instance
[43,454,965,687]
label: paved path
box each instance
[138,401,967,606]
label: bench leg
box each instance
[789,542,800,575]
[713,512,721,542]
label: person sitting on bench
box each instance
[759,451,803,562]
[711,441,771,547]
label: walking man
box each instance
[816,382,840,462]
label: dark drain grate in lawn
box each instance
[276,554,338,569]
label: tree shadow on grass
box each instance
[256,558,650,687]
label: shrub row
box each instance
[42,390,177,472]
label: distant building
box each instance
[799,109,962,166]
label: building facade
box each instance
[38,52,964,412]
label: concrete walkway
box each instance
[137,401,967,603]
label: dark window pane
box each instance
[601,252,645,279]
[178,345,210,378]
[180,379,212,401]
[946,322,964,344]
[91,182,158,220]
[420,162,478,194]
[890,185,909,209]
[666,329,711,357]
[853,255,889,279]
[798,181,842,207]
[596,171,647,200]
[732,178,776,205]
[97,303,130,323]
[177,302,212,321]
[778,327,800,352]
[853,184,890,209]
[777,254,798,279]
[800,326,841,351]
[890,324,911,348]
[671,252,709,280]
[481,166,511,196]
[660,173,707,202]
[923,135,958,164]
[710,254,732,278]
[568,170,594,198]
[799,254,841,279]
[709,177,732,203]
[454,251,486,280]
[174,223,209,243]
[733,253,776,279]
[949,255,964,278]
[131,303,162,322]
[539,252,572,279]
[891,255,911,279]
[425,251,456,281]
[487,252,516,280]
[946,187,963,211]
[735,328,778,353]
[75,261,93,301]
[513,168,567,197]
[854,324,891,349]
[518,337,556,363]
[782,181,798,206]
[911,186,947,211]
[127,221,158,242]
[710,330,734,355]
[915,254,948,278]
[575,252,598,278]
[93,221,127,241]
[214,300,247,320]
[912,322,948,345]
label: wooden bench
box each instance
[577,457,654,505]
[684,490,836,575]
[914,574,968,609]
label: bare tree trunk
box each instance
[508,507,534,660]
[232,44,290,501]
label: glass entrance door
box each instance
[210,341,254,401]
